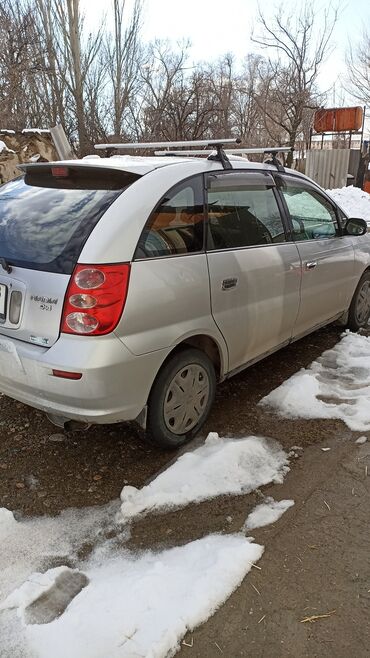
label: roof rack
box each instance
[155,146,292,171]
[261,147,292,172]
[93,140,292,172]
[94,138,241,170]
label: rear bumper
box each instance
[0,333,168,423]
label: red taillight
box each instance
[61,263,130,336]
[52,369,82,380]
[51,166,69,178]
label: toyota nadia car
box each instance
[0,139,368,448]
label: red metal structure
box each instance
[314,107,364,133]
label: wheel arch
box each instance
[151,332,227,392]
[175,334,226,380]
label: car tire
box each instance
[347,272,370,331]
[147,348,216,449]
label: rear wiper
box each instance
[0,257,12,273]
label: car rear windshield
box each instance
[0,166,140,274]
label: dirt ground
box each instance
[1,325,370,657]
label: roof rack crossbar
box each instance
[94,138,240,150]
[154,147,292,156]
[94,137,242,170]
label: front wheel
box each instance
[147,348,216,449]
[347,272,370,331]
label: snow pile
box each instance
[3,535,263,658]
[326,185,370,224]
[261,331,370,431]
[120,433,289,521]
[244,497,294,530]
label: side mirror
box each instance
[344,217,368,236]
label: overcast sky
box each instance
[82,0,369,91]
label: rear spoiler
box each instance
[17,163,141,191]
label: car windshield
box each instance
[0,167,140,274]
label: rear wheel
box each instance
[347,272,370,331]
[147,348,216,449]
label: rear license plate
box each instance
[0,284,8,320]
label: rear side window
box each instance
[0,167,139,274]
[135,175,205,258]
[207,172,286,250]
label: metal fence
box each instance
[305,149,350,189]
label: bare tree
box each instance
[106,0,143,140]
[346,30,370,105]
[34,0,68,127]
[231,55,265,145]
[133,47,243,142]
[0,0,42,129]
[48,0,106,154]
[0,0,340,157]
[251,2,338,165]
[137,40,192,140]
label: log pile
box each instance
[0,130,58,184]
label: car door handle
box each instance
[305,261,318,270]
[222,277,238,290]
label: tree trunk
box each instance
[66,0,90,155]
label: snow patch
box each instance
[326,186,370,224]
[1,433,292,657]
[22,536,263,658]
[0,501,123,603]
[1,566,87,619]
[261,331,370,431]
[244,498,294,530]
[0,140,15,154]
[21,129,50,135]
[0,507,17,538]
[120,433,289,522]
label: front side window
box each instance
[207,172,286,250]
[281,177,338,240]
[136,176,205,258]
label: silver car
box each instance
[0,143,368,448]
